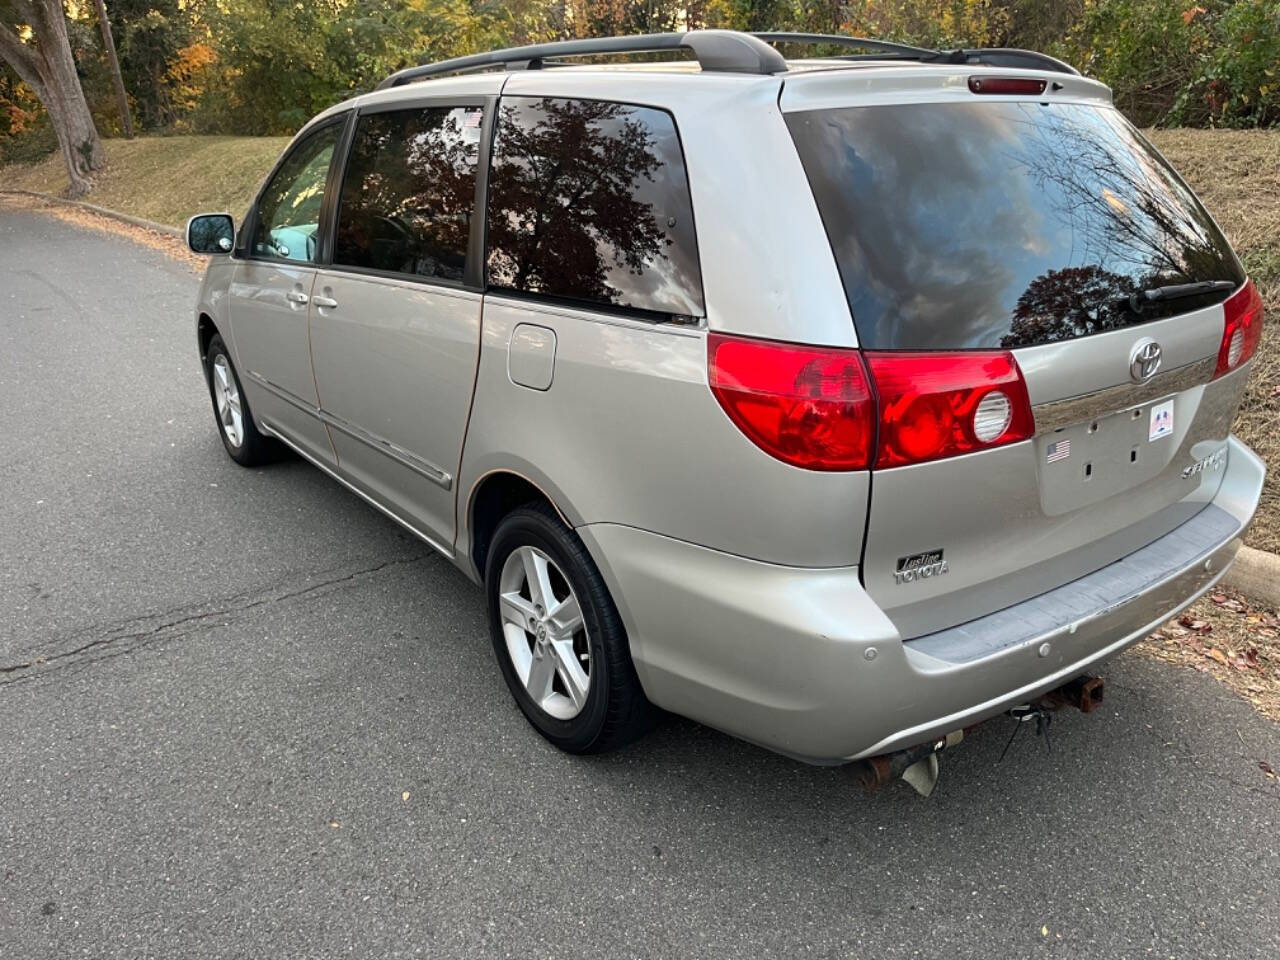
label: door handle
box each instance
[312,296,338,309]
[286,291,309,304]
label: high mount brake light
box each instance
[968,76,1048,96]
[708,335,1035,471]
[1213,278,1264,379]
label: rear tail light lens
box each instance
[864,352,1035,468]
[708,335,1035,471]
[707,335,873,470]
[1213,278,1264,379]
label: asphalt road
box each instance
[2,201,1278,960]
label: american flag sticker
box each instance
[1046,438,1071,463]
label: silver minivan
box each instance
[187,31,1265,776]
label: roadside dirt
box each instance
[2,192,205,273]
[1135,589,1280,726]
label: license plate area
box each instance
[1036,395,1182,515]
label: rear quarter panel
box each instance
[456,297,870,568]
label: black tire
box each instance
[204,333,272,466]
[485,503,652,754]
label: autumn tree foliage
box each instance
[1,0,1277,188]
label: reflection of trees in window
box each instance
[788,101,1240,349]
[998,106,1218,285]
[999,106,1237,345]
[254,125,339,256]
[1003,265,1136,347]
[334,107,479,281]
[486,98,699,315]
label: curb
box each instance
[1,187,183,238]
[1224,545,1280,609]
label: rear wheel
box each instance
[485,503,651,753]
[205,334,271,466]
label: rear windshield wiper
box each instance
[1128,280,1237,312]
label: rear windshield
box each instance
[786,102,1244,350]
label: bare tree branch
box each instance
[0,23,42,94]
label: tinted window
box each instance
[253,122,341,263]
[486,97,704,318]
[787,102,1244,349]
[334,106,482,282]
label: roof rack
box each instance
[752,32,1080,76]
[753,32,938,59]
[375,30,787,90]
[373,28,1080,91]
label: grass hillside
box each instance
[0,135,289,227]
[3,130,1279,548]
[1147,130,1280,552]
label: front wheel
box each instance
[205,333,271,466]
[485,503,652,754]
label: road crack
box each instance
[0,554,432,685]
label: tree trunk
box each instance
[0,1,107,197]
[91,0,133,139]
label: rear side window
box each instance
[486,96,704,319]
[334,105,483,282]
[787,102,1244,349]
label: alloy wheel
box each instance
[497,545,591,720]
[211,353,243,448]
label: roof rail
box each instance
[753,32,938,59]
[375,30,787,90]
[752,31,1080,76]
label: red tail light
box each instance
[865,352,1035,467]
[708,335,1035,471]
[1213,278,1264,379]
[707,335,873,470]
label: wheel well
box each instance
[197,314,218,364]
[469,472,555,576]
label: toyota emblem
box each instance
[1129,338,1163,383]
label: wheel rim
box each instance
[211,354,243,448]
[498,545,591,720]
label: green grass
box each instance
[4,130,1279,548]
[0,135,290,228]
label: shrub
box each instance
[1176,0,1280,127]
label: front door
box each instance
[229,118,345,464]
[309,102,488,548]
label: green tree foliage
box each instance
[1,0,1277,160]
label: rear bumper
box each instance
[580,436,1265,764]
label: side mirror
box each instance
[186,213,235,255]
